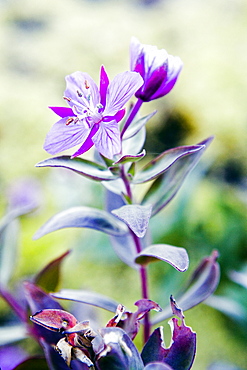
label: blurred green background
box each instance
[0,0,247,369]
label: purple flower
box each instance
[44,66,143,159]
[130,37,183,102]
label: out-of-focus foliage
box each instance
[0,0,247,369]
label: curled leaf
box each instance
[135,243,189,272]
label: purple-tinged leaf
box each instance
[123,299,161,339]
[51,289,119,313]
[142,320,196,370]
[139,137,213,215]
[113,149,146,165]
[96,327,144,370]
[12,357,49,370]
[112,204,152,238]
[0,286,27,322]
[0,345,27,369]
[33,206,128,240]
[36,156,118,181]
[122,111,156,140]
[24,281,63,314]
[152,251,220,323]
[135,244,189,272]
[31,309,78,332]
[34,250,70,293]
[144,363,173,370]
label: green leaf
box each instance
[33,206,128,239]
[34,251,70,292]
[13,358,49,370]
[36,156,118,181]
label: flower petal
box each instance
[49,106,75,118]
[71,123,100,158]
[93,120,121,159]
[100,65,110,108]
[44,118,89,155]
[104,71,143,116]
[64,71,100,110]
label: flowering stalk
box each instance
[120,164,151,343]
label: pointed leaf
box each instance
[112,204,152,238]
[96,327,144,370]
[152,250,220,323]
[122,111,156,140]
[36,156,118,181]
[51,289,119,313]
[24,281,62,314]
[34,251,70,292]
[135,244,189,272]
[33,206,128,240]
[140,137,213,215]
[0,345,27,370]
[113,149,146,165]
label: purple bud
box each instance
[130,37,183,102]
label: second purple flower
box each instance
[44,66,143,159]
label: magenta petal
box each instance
[44,118,89,155]
[49,106,75,118]
[100,65,110,108]
[71,123,100,158]
[104,71,143,116]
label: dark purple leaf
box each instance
[0,286,27,322]
[142,319,196,370]
[34,250,71,292]
[140,137,213,215]
[116,299,161,340]
[36,156,118,181]
[12,357,49,370]
[0,345,27,370]
[33,206,128,240]
[51,289,119,313]
[135,244,189,272]
[152,250,220,323]
[96,327,144,370]
[24,282,64,346]
[112,204,152,238]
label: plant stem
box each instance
[120,98,143,138]
[120,165,151,343]
[131,230,150,343]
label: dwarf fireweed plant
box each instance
[0,38,220,370]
